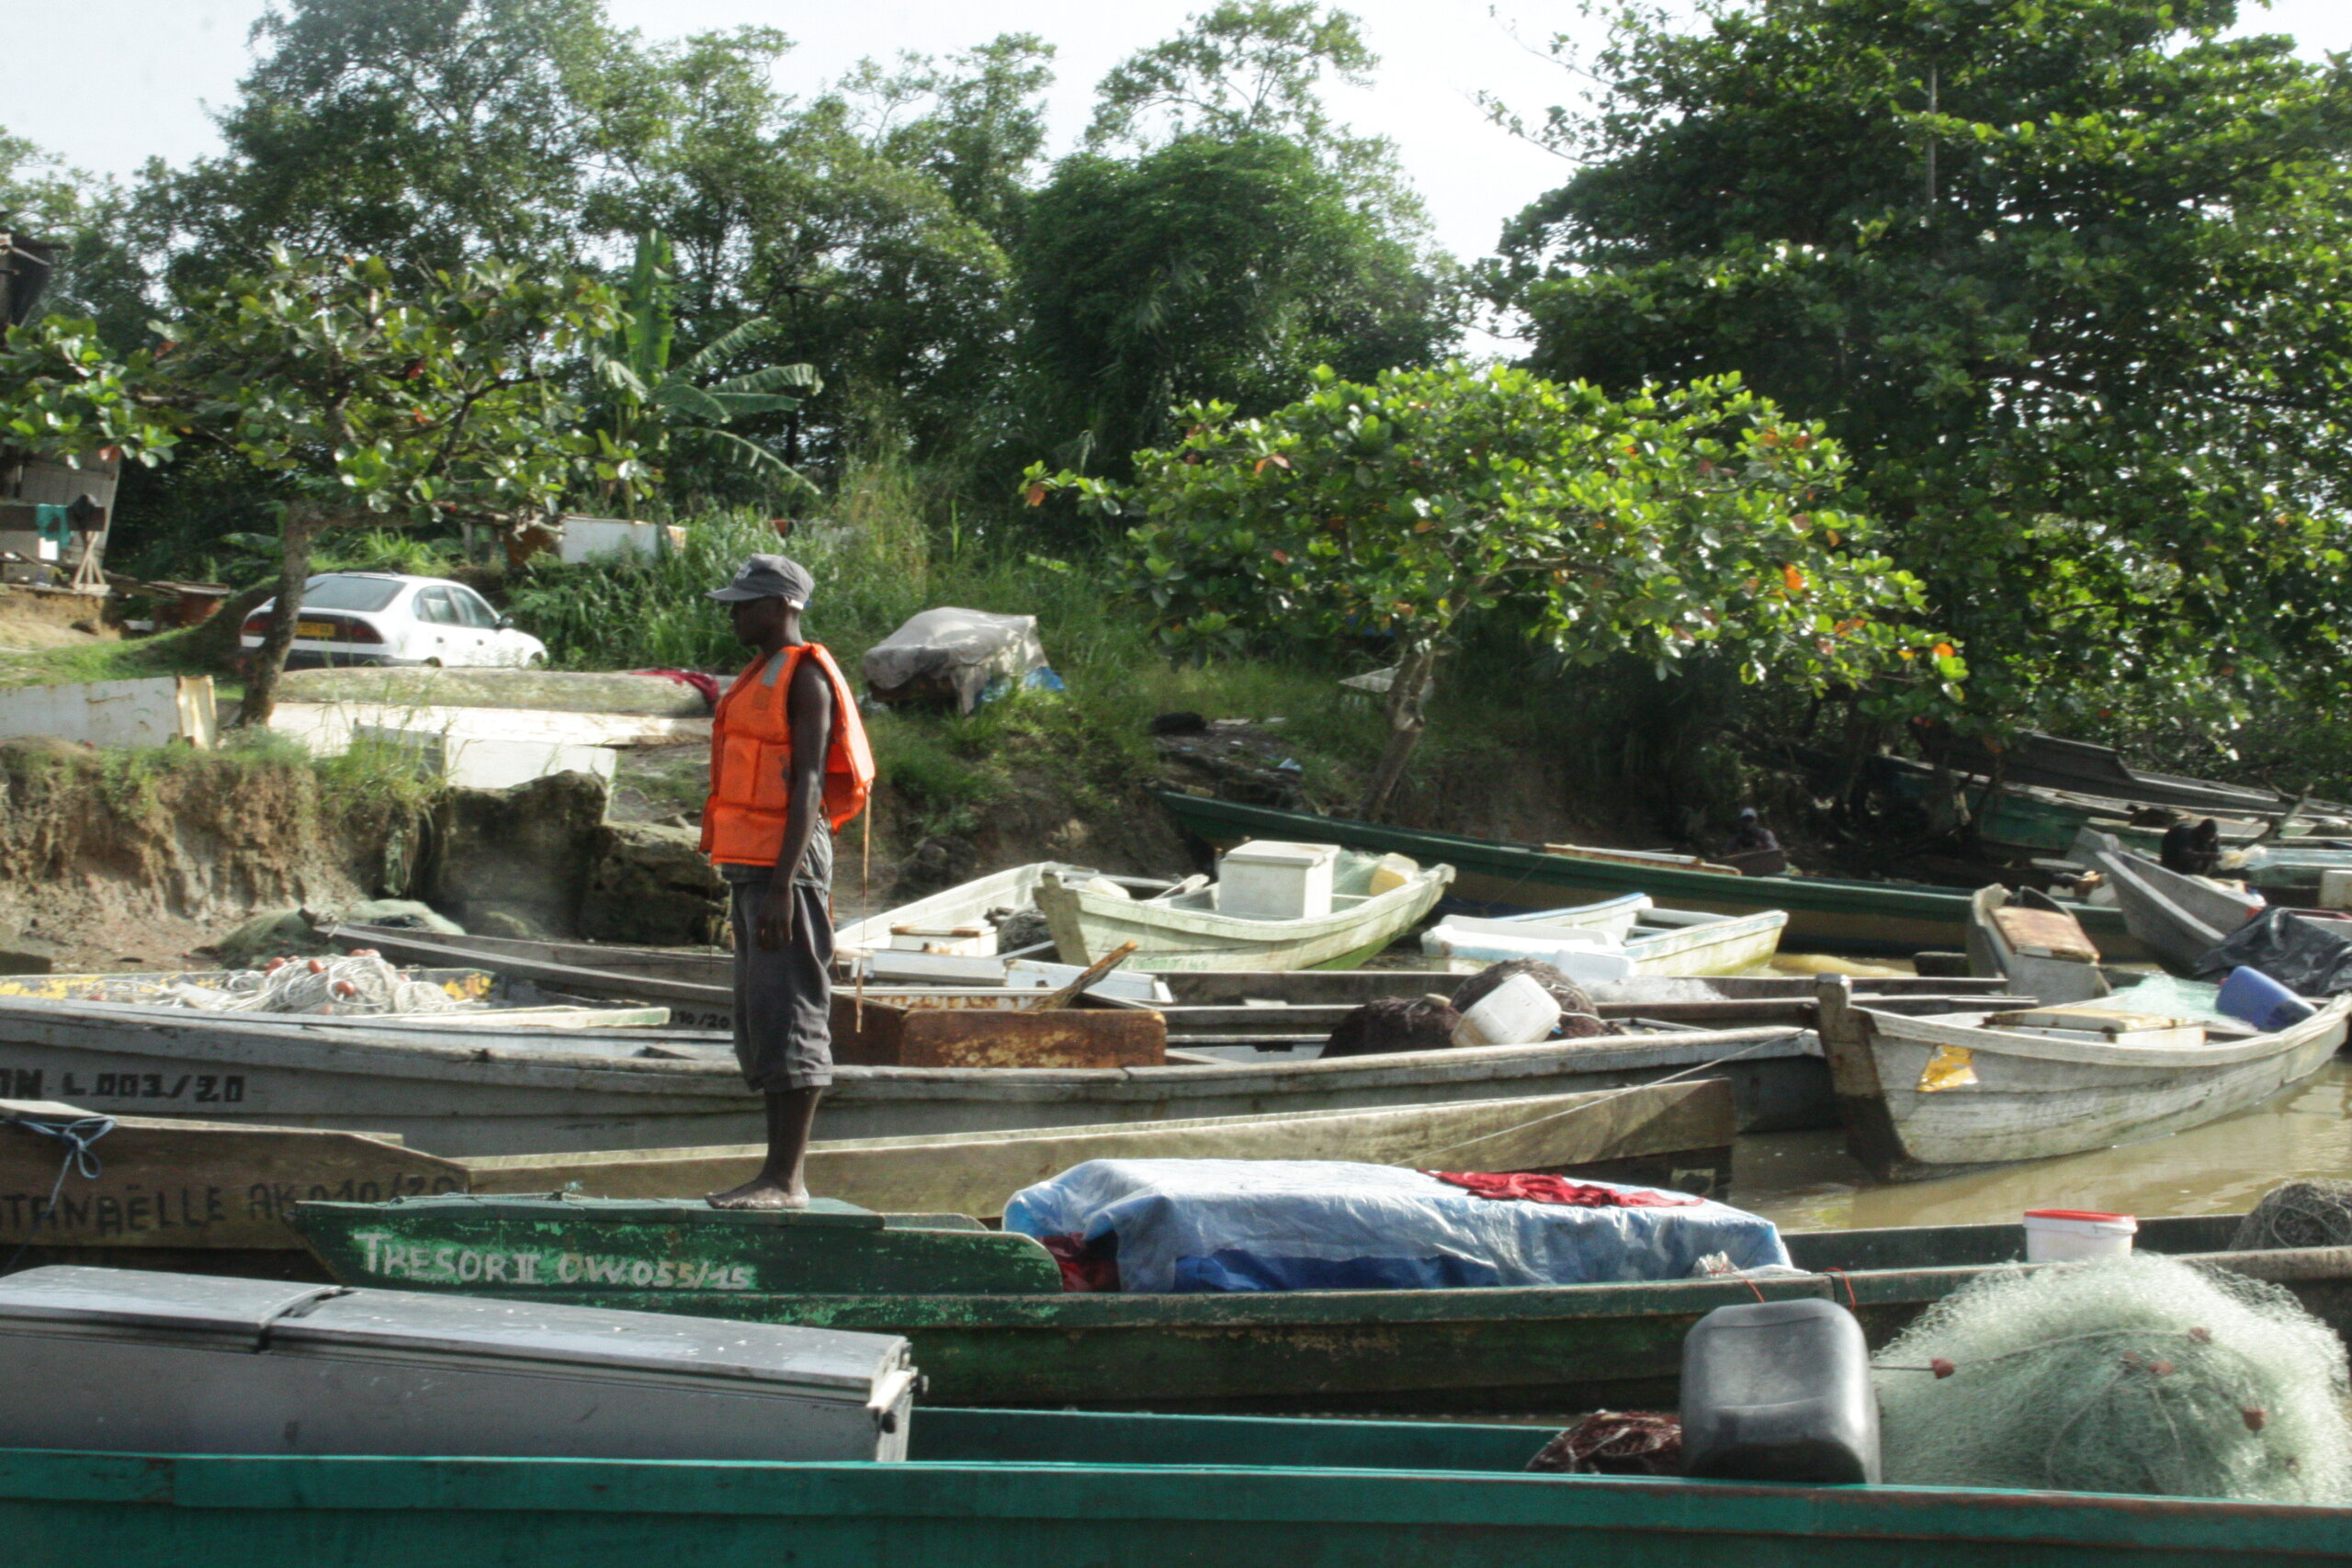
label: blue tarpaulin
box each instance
[1002,1158,1789,1294]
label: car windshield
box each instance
[301,576,403,613]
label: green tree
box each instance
[593,231,820,516]
[146,0,645,281]
[1491,0,2352,736]
[1019,131,1457,482]
[1032,362,1946,816]
[0,252,636,723]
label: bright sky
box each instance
[15,0,2350,276]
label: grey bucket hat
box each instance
[709,553,815,606]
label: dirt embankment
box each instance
[0,739,399,971]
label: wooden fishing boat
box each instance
[1871,753,2273,859]
[0,1079,1737,1276]
[1424,907,1787,980]
[0,991,1826,1153]
[1155,790,2148,960]
[1035,859,1454,972]
[832,862,1176,958]
[1818,976,2352,1180]
[286,1192,2352,1416]
[2070,829,2266,970]
[13,1407,2352,1568]
[1963,885,2109,1006]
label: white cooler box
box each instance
[0,1265,916,1461]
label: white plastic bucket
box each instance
[2023,1209,2137,1263]
[1451,972,1562,1048]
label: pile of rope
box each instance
[164,953,470,1017]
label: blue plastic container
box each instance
[2217,965,2316,1032]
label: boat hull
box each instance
[1036,866,1454,972]
[0,997,1828,1153]
[1821,984,2352,1179]
[12,1428,2352,1568]
[286,1200,2352,1416]
[1156,791,2148,961]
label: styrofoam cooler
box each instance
[1420,921,1639,983]
[2023,1209,2136,1262]
[0,1266,916,1461]
[1451,971,1563,1047]
[1216,840,1340,920]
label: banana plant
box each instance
[594,231,823,515]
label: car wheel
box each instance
[424,659,443,668]
[526,653,547,670]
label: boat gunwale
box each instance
[8,1444,2352,1548]
[1862,995,2352,1070]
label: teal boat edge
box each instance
[6,1435,2351,1566]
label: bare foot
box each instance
[707,1175,810,1211]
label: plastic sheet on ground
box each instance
[1001,1157,1788,1294]
[2189,908,2352,998]
[862,607,1049,715]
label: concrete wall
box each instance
[0,676,217,749]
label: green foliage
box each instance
[1037,362,1945,688]
[1492,0,2352,733]
[1087,3,1375,152]
[591,231,821,515]
[1017,133,1457,479]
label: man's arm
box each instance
[757,657,834,952]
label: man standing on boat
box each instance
[701,554,874,1210]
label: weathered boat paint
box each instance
[1035,863,1455,973]
[1819,976,2352,1180]
[288,1198,2352,1416]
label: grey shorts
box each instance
[722,834,834,1092]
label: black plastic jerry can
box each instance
[1679,1297,1882,1484]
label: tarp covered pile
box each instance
[1003,1157,1787,1293]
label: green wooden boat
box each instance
[289,1195,2352,1416]
[8,1407,2352,1566]
[1155,789,2150,960]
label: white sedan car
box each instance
[240,572,548,669]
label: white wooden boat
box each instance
[1421,904,1786,980]
[2069,829,2265,970]
[1963,885,2109,1006]
[1037,855,1453,972]
[0,991,1818,1154]
[834,863,1168,958]
[1817,976,2352,1180]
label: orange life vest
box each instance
[701,641,875,866]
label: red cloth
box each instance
[1425,1171,1702,1208]
[1039,1233,1122,1293]
[631,668,721,709]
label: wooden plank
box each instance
[0,1101,467,1250]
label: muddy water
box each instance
[1736,1061,2352,1233]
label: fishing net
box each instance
[1526,1412,1682,1474]
[1320,996,1459,1057]
[2232,1180,2352,1252]
[1451,960,1612,1038]
[1875,1255,2352,1502]
[162,953,471,1017]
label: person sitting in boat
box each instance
[701,554,875,1210]
[1729,808,1781,855]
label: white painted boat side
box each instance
[1038,865,1455,972]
